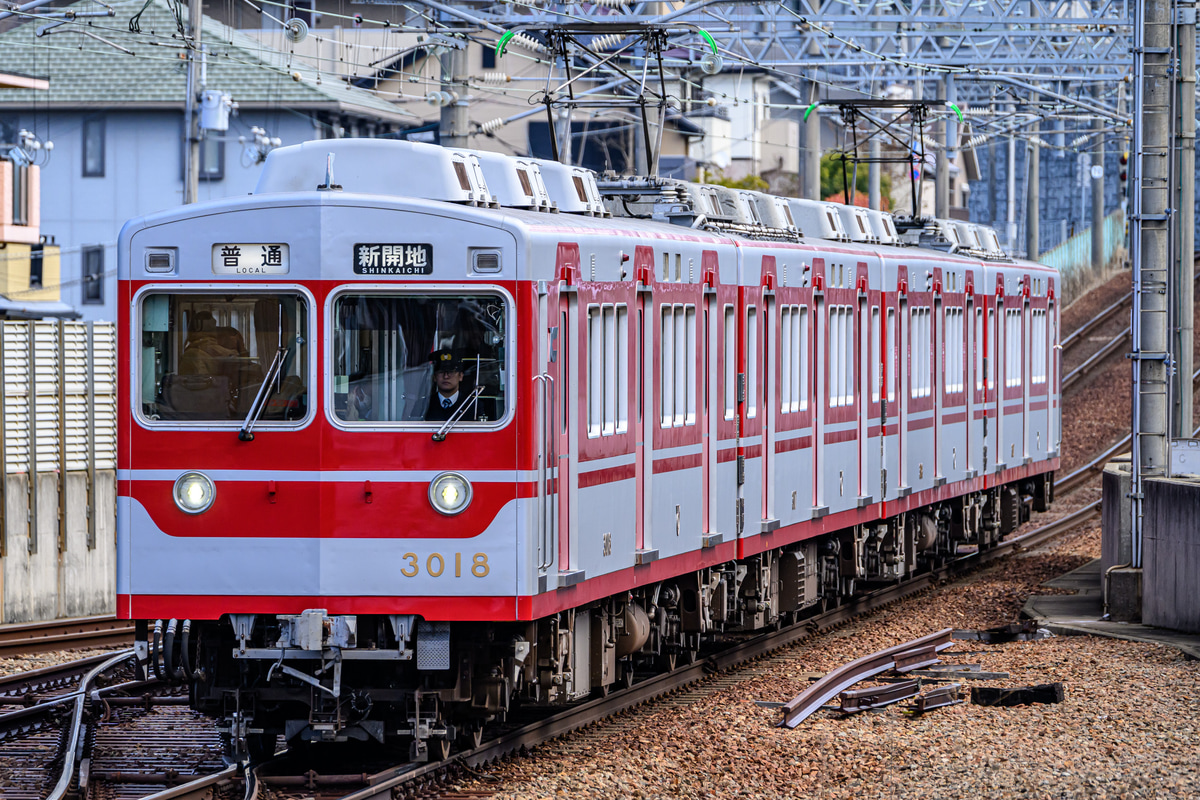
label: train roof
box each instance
[123,138,1052,278]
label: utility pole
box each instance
[800,78,820,200]
[1027,121,1040,260]
[1172,0,1196,438]
[868,136,881,210]
[1006,106,1016,248]
[1129,0,1172,569]
[1091,84,1105,272]
[182,0,202,204]
[439,45,469,148]
[935,78,950,219]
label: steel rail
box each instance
[0,651,118,699]
[1054,367,1200,496]
[1062,325,1131,392]
[1061,294,1133,353]
[137,764,242,800]
[777,628,955,727]
[0,614,135,657]
[46,649,135,800]
[1060,268,1198,355]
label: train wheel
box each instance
[459,724,484,751]
[659,651,678,672]
[430,737,451,761]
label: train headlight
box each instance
[429,472,471,516]
[173,472,216,514]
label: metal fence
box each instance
[1039,209,1127,279]
[0,321,117,556]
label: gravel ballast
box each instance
[464,525,1199,799]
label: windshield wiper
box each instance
[432,386,484,442]
[238,347,286,442]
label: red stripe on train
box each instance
[579,463,637,487]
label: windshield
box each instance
[332,293,507,424]
[140,293,309,423]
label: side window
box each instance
[798,307,809,411]
[588,307,604,437]
[1031,309,1047,384]
[987,308,996,390]
[886,307,896,402]
[910,307,931,399]
[723,305,736,419]
[975,308,984,392]
[745,306,758,418]
[829,306,854,407]
[1005,308,1023,388]
[945,307,963,393]
[870,306,880,402]
[660,304,696,428]
[780,305,806,413]
[781,306,793,412]
[587,303,628,438]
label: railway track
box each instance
[0,650,221,800]
[160,501,1098,800]
[1054,366,1200,496]
[0,614,134,658]
[1061,269,1200,393]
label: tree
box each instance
[705,173,770,191]
[820,152,892,209]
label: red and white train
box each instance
[117,139,1059,759]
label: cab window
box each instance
[332,293,508,424]
[140,293,309,423]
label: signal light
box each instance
[1119,151,1130,197]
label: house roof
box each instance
[0,69,48,91]
[0,0,411,123]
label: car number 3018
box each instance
[401,552,490,578]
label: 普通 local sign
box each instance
[212,243,290,274]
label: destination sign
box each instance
[354,243,433,275]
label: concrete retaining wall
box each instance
[1101,459,1132,574]
[1144,476,1200,633]
[0,470,115,623]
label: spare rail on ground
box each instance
[777,628,955,728]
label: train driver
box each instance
[425,349,481,422]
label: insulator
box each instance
[1069,134,1091,148]
[588,0,626,6]
[962,134,987,149]
[478,72,511,85]
[509,32,549,54]
[590,33,626,51]
[478,118,505,135]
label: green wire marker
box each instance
[803,103,819,122]
[947,101,963,122]
[495,30,515,59]
[697,28,718,55]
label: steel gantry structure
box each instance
[400,0,1136,102]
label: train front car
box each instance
[118,140,530,760]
